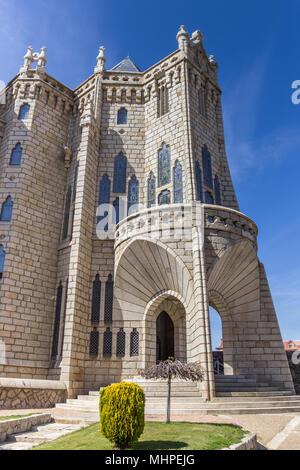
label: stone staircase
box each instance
[54,376,300,423]
[0,422,87,450]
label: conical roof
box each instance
[111,56,141,73]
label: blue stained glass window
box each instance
[158,142,171,187]
[202,145,213,189]
[128,175,139,214]
[113,152,127,193]
[205,191,214,204]
[10,143,23,165]
[0,196,13,222]
[117,108,128,125]
[0,246,6,279]
[18,104,30,120]
[195,162,203,202]
[98,175,111,228]
[214,175,222,205]
[158,189,171,206]
[99,174,111,205]
[147,172,156,208]
[173,160,183,203]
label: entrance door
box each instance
[156,311,174,362]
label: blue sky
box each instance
[1,0,299,347]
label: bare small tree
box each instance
[140,358,204,423]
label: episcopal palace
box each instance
[0,26,294,401]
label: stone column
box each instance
[60,82,103,398]
[191,203,215,400]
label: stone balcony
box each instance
[114,203,258,251]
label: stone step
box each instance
[54,416,99,425]
[143,405,300,415]
[57,398,300,412]
[6,423,85,444]
[214,377,257,382]
[131,385,200,391]
[213,395,299,402]
[216,391,291,397]
[215,387,280,392]
[0,441,41,450]
[90,390,202,398]
[201,400,300,409]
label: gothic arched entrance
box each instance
[156,311,174,362]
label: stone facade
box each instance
[0,26,294,401]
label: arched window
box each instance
[18,104,30,120]
[173,160,183,204]
[103,328,112,357]
[205,191,214,205]
[98,174,111,229]
[99,174,111,205]
[104,274,114,323]
[62,187,72,240]
[147,171,156,208]
[113,152,127,193]
[130,329,139,357]
[117,108,128,125]
[0,246,6,279]
[0,196,13,222]
[91,274,101,324]
[202,145,213,189]
[158,86,169,117]
[90,328,99,357]
[51,282,63,358]
[195,162,203,202]
[116,328,126,357]
[158,142,171,187]
[158,189,171,206]
[9,143,23,165]
[214,175,222,205]
[128,175,139,215]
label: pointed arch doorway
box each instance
[156,311,174,362]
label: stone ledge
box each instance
[0,413,52,442]
[0,379,67,410]
[0,378,67,390]
[222,428,257,450]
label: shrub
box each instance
[100,382,145,449]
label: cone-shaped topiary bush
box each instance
[100,382,145,449]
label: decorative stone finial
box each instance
[95,46,106,73]
[176,25,189,51]
[191,30,204,44]
[19,46,47,76]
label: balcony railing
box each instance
[114,203,257,250]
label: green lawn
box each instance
[34,422,246,450]
[0,413,40,421]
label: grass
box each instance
[0,413,40,421]
[34,422,246,451]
